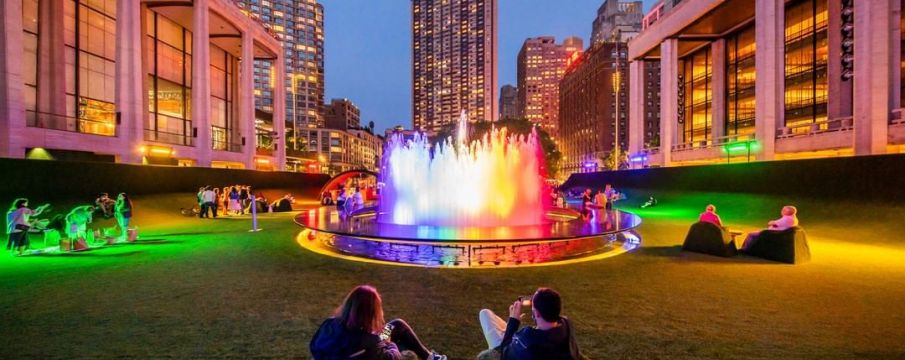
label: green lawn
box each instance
[1,189,904,359]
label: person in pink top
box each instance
[698,204,723,227]
[742,205,799,250]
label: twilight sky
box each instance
[320,0,658,132]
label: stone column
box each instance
[36,0,66,130]
[659,38,679,166]
[115,0,145,164]
[754,0,784,160]
[239,32,256,169]
[826,0,853,120]
[273,53,287,171]
[710,39,727,143]
[853,0,894,155]
[628,60,645,164]
[0,0,25,158]
[192,0,212,166]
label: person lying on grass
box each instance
[477,287,584,360]
[310,285,447,360]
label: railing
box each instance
[777,117,853,139]
[26,110,117,137]
[892,108,905,125]
[144,129,194,147]
[671,133,755,152]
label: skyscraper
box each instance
[235,0,325,146]
[412,0,498,131]
[591,0,644,44]
[560,42,629,175]
[499,85,518,120]
[517,36,582,139]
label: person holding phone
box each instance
[477,287,583,359]
[310,285,447,360]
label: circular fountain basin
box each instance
[294,207,642,268]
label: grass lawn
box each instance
[1,188,904,359]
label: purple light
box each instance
[583,162,597,168]
[629,155,647,163]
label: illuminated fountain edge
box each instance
[293,207,642,268]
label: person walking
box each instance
[239,186,250,215]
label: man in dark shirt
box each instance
[477,288,582,359]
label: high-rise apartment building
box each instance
[560,42,630,175]
[499,85,518,120]
[412,0,498,131]
[591,0,644,44]
[325,99,361,130]
[517,36,582,139]
[235,0,325,147]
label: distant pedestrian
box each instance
[115,193,133,242]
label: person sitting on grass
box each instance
[742,205,799,250]
[477,287,582,360]
[698,204,723,228]
[310,285,447,360]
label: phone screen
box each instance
[379,323,394,342]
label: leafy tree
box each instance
[599,150,629,171]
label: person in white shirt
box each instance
[201,187,217,219]
[742,205,799,250]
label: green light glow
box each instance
[722,140,760,154]
[26,148,55,160]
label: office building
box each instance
[517,36,582,139]
[591,0,644,44]
[499,85,518,120]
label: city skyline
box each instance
[321,0,658,132]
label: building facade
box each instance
[0,0,286,170]
[293,128,382,175]
[517,36,582,139]
[627,0,905,168]
[325,98,361,130]
[591,0,644,44]
[411,0,498,131]
[559,42,630,176]
[235,0,324,155]
[499,84,518,120]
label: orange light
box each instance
[255,157,271,165]
[141,145,174,157]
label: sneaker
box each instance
[428,352,447,360]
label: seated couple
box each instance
[698,204,799,249]
[310,286,583,360]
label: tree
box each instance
[431,118,562,179]
[599,150,629,171]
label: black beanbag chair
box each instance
[743,226,810,264]
[682,221,737,257]
[272,199,293,212]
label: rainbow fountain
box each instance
[295,112,641,268]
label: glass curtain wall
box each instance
[146,11,193,146]
[210,46,237,152]
[679,45,712,146]
[784,0,828,133]
[23,0,38,125]
[61,0,117,136]
[726,24,756,139]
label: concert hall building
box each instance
[0,0,286,170]
[627,0,905,167]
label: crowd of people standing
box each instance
[197,185,254,218]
